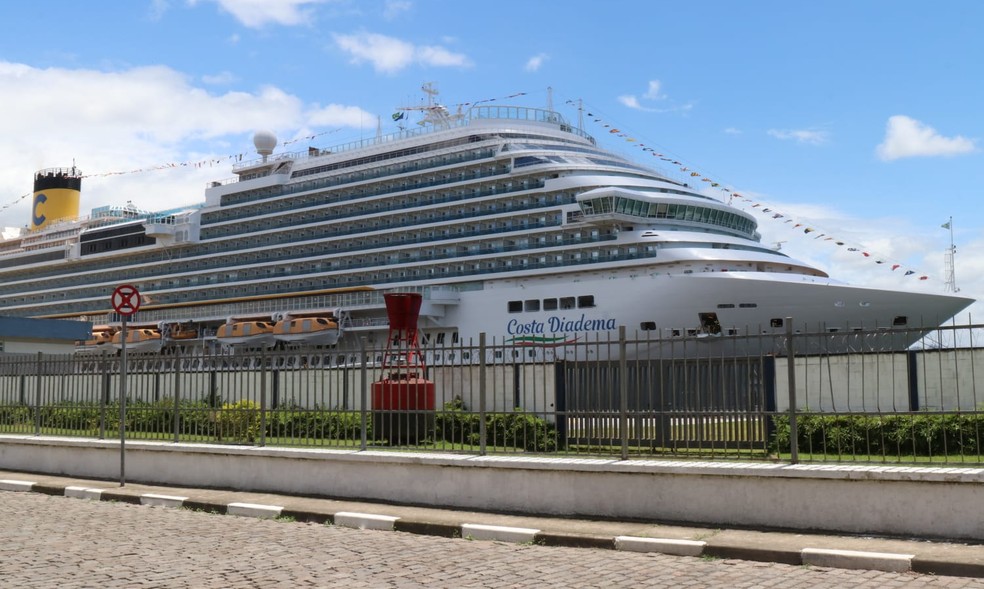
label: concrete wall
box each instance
[1,435,982,541]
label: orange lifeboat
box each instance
[216,320,276,348]
[166,322,199,343]
[273,315,341,346]
[77,326,117,354]
[112,327,164,352]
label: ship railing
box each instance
[230,105,594,176]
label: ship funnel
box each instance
[31,167,81,231]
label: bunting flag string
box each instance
[0,127,350,217]
[562,97,934,282]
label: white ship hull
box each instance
[438,272,971,358]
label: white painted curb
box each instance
[64,486,104,500]
[141,493,188,508]
[0,479,35,492]
[614,536,707,557]
[462,523,540,544]
[333,511,400,531]
[801,548,914,573]
[226,502,284,519]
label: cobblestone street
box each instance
[1,491,981,588]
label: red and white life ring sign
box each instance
[111,284,141,317]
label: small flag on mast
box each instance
[392,112,405,121]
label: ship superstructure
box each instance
[0,88,974,358]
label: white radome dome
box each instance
[253,130,277,157]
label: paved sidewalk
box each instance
[1,468,982,578]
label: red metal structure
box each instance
[371,293,435,444]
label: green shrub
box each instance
[267,405,370,441]
[214,399,261,443]
[39,401,101,431]
[435,398,559,452]
[771,411,984,458]
[0,404,32,426]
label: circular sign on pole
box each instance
[111,284,141,316]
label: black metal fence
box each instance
[1,321,982,464]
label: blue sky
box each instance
[1,0,981,316]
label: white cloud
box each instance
[643,80,663,100]
[617,95,647,110]
[0,61,371,228]
[383,0,412,19]
[306,103,374,127]
[876,115,976,161]
[193,0,326,28]
[148,0,170,20]
[333,31,471,73]
[619,79,692,114]
[525,53,548,72]
[724,127,742,135]
[767,128,829,145]
[201,71,237,85]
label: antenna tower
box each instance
[943,216,959,293]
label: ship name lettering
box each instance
[548,315,617,333]
[507,315,616,335]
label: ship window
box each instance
[893,316,908,326]
[577,295,595,308]
[524,299,540,312]
[436,333,446,344]
[739,303,757,308]
[508,301,523,313]
[559,297,575,310]
[640,321,657,331]
[717,303,735,309]
[543,298,558,311]
[770,318,784,328]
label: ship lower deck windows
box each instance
[893,316,908,326]
[577,295,595,308]
[640,321,657,331]
[524,300,540,312]
[508,301,522,313]
[770,318,784,328]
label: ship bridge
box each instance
[576,186,759,240]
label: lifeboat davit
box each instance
[216,320,276,348]
[273,315,341,346]
[77,326,117,354]
[112,327,164,352]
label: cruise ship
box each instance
[0,87,974,359]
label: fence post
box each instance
[173,352,182,443]
[619,326,628,461]
[785,318,798,464]
[479,332,487,456]
[34,352,42,436]
[359,337,368,451]
[259,349,267,447]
